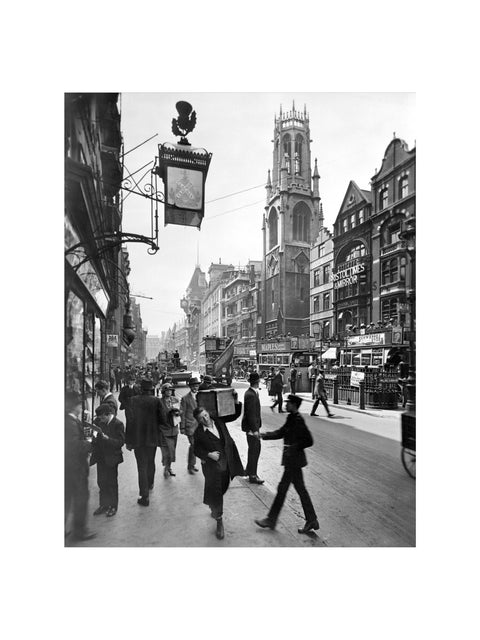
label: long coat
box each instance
[90,416,125,467]
[158,396,180,437]
[270,372,285,395]
[241,387,262,433]
[126,393,166,447]
[262,411,313,468]
[180,391,198,437]
[193,403,244,506]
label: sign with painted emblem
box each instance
[350,370,365,387]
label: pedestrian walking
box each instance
[180,377,201,474]
[114,366,122,392]
[266,366,275,395]
[241,371,264,484]
[94,380,118,415]
[289,364,298,394]
[310,370,334,418]
[158,383,180,477]
[270,367,286,413]
[125,378,165,506]
[152,366,161,396]
[255,394,319,534]
[65,391,96,542]
[308,360,317,398]
[109,367,116,392]
[90,403,125,518]
[193,396,244,540]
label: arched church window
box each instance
[283,134,291,174]
[294,135,303,174]
[292,202,311,243]
[268,207,278,249]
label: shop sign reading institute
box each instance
[332,262,365,289]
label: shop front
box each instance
[65,219,110,419]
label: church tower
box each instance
[261,103,323,337]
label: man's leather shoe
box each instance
[93,506,107,516]
[298,518,320,533]
[255,517,275,530]
[192,467,199,472]
[73,531,96,541]
[249,476,265,484]
[137,497,149,507]
[310,413,319,416]
[216,519,224,540]
[188,468,195,475]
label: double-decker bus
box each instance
[198,337,234,386]
[256,337,318,392]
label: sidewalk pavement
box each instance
[69,390,327,548]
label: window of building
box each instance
[400,256,407,282]
[319,245,325,258]
[313,295,319,313]
[321,320,330,339]
[294,134,303,174]
[323,264,331,284]
[358,208,365,224]
[344,243,367,262]
[271,288,275,305]
[349,213,356,230]
[400,176,409,198]
[381,297,399,324]
[268,207,278,249]
[381,258,399,285]
[389,224,401,244]
[342,218,348,233]
[313,269,320,287]
[380,188,388,210]
[292,202,311,242]
[323,292,330,310]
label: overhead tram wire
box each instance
[205,183,265,204]
[204,199,265,221]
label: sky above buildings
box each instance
[120,92,415,336]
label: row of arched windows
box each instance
[268,203,311,249]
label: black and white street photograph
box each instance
[64,91,416,548]
[6,3,479,639]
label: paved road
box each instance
[67,382,415,547]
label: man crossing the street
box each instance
[255,394,319,534]
[310,369,334,418]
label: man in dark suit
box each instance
[255,394,319,534]
[180,377,201,474]
[270,368,285,413]
[126,378,166,506]
[241,372,264,484]
[65,391,95,542]
[193,398,244,540]
[95,379,118,415]
[90,403,125,517]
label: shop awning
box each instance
[321,347,338,360]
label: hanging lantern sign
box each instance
[157,142,211,228]
[154,102,212,229]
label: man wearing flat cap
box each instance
[255,394,319,534]
[241,371,264,484]
[126,378,166,506]
[180,377,201,474]
[94,379,118,415]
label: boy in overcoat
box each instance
[90,403,125,517]
[255,394,319,534]
[193,398,244,540]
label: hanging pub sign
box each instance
[154,102,212,229]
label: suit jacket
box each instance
[126,393,166,447]
[270,372,284,394]
[262,411,313,468]
[193,403,244,481]
[158,397,180,437]
[241,387,262,433]
[180,391,198,436]
[90,416,125,467]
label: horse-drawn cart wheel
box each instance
[401,447,416,479]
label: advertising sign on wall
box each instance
[350,370,365,387]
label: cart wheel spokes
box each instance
[401,447,416,479]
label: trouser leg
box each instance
[268,468,291,524]
[134,447,150,498]
[277,392,283,411]
[147,447,156,487]
[97,462,109,507]
[73,471,89,536]
[320,395,331,415]
[102,463,119,508]
[245,433,261,477]
[311,398,320,414]
[291,467,317,522]
[187,435,196,468]
[209,469,229,519]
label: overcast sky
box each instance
[120,92,415,336]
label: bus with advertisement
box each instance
[198,337,234,386]
[256,336,319,393]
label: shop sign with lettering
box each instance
[332,262,365,289]
[350,370,365,387]
[347,333,386,346]
[259,341,290,352]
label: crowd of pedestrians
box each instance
[65,367,321,544]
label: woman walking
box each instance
[158,383,180,477]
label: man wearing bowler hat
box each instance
[241,371,264,484]
[126,378,166,506]
[180,377,201,474]
[254,394,319,534]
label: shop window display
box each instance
[66,291,84,394]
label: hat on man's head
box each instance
[140,378,154,390]
[65,390,82,410]
[161,382,173,392]
[188,377,200,386]
[248,372,260,384]
[286,394,302,408]
[203,375,213,383]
